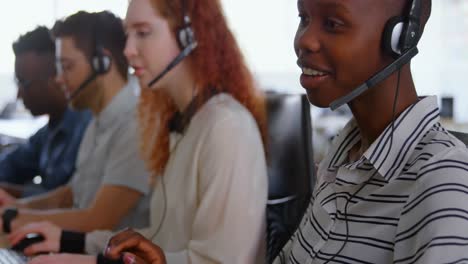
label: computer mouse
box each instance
[11,233,45,252]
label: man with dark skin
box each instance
[0,26,90,201]
[100,0,468,263]
[16,46,66,123]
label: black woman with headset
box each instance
[12,0,269,263]
[275,0,468,263]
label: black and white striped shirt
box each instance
[274,96,468,264]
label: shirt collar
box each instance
[47,108,81,136]
[168,87,219,134]
[95,77,139,131]
[319,96,440,184]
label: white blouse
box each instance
[87,93,268,264]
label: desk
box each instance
[0,117,48,150]
[0,117,47,140]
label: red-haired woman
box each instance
[10,0,268,263]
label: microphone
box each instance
[329,46,418,111]
[66,72,98,101]
[147,41,198,88]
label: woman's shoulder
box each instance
[409,127,468,190]
[194,93,257,130]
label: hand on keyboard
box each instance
[8,222,60,256]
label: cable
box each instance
[149,174,167,241]
[147,84,197,241]
[324,69,401,263]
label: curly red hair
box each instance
[139,0,267,179]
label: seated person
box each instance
[10,0,268,263]
[271,0,468,263]
[0,26,91,200]
[1,11,150,234]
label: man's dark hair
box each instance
[12,26,55,56]
[52,11,128,80]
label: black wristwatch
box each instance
[2,207,18,233]
[97,253,125,264]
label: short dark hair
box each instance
[12,26,55,56]
[52,11,128,80]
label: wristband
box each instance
[97,253,125,264]
[2,207,18,233]
[59,230,86,253]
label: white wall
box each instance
[222,0,302,93]
[411,0,468,122]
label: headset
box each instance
[147,0,197,241]
[324,1,423,263]
[67,12,112,101]
[147,0,198,88]
[329,0,422,110]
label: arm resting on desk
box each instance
[0,182,27,198]
[11,185,143,232]
[15,185,73,210]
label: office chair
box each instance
[450,131,468,146]
[265,91,315,263]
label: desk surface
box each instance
[0,117,48,140]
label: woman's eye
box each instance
[324,18,344,31]
[298,14,309,27]
[137,30,151,38]
[63,63,72,72]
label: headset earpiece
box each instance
[92,47,111,75]
[177,16,196,50]
[382,0,422,59]
[383,16,405,59]
[91,13,112,75]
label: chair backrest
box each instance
[265,92,315,263]
[450,131,468,146]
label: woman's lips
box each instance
[132,67,145,77]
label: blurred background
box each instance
[0,0,467,159]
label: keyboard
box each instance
[0,249,28,264]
